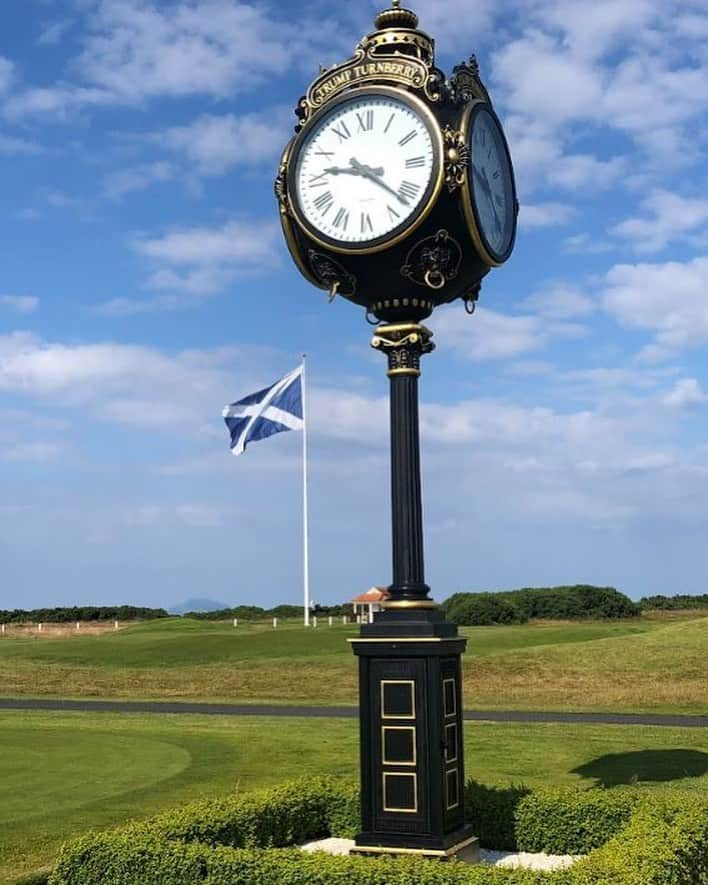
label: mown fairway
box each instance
[1,710,707,884]
[1,615,706,713]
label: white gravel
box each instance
[300,838,583,870]
[480,849,582,870]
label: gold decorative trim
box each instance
[459,99,517,268]
[382,599,437,609]
[381,679,415,720]
[442,126,470,193]
[348,637,452,643]
[286,85,445,256]
[443,677,457,718]
[446,768,460,810]
[352,834,479,858]
[299,50,428,127]
[382,725,417,766]
[444,722,458,763]
[387,368,420,377]
[276,140,324,290]
[383,771,418,813]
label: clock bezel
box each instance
[460,100,518,268]
[286,84,445,256]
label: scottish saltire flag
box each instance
[223,365,304,456]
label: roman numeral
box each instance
[331,121,351,143]
[308,172,329,187]
[399,130,418,147]
[333,207,350,230]
[398,180,420,202]
[361,212,373,234]
[356,110,374,132]
[405,156,425,168]
[384,113,396,133]
[313,191,334,215]
[315,149,334,159]
[387,205,400,222]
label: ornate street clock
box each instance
[276,0,518,322]
[275,0,519,867]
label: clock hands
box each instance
[320,158,410,207]
[324,163,385,177]
[349,158,410,206]
[473,165,503,238]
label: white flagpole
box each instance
[301,355,311,627]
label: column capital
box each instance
[371,323,435,378]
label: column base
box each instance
[351,830,479,864]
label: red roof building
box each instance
[351,586,390,623]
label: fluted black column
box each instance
[371,323,435,606]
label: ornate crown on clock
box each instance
[275,1,519,324]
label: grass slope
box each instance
[1,711,707,883]
[0,615,706,713]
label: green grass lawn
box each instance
[1,710,706,884]
[1,615,706,713]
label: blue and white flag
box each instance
[222,365,304,456]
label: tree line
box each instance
[639,594,708,611]
[0,606,169,624]
[441,585,641,626]
[184,603,353,620]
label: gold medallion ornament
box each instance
[275,0,518,323]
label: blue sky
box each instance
[1,0,707,610]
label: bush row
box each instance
[49,779,708,885]
[443,586,640,625]
[0,606,168,624]
[640,594,708,611]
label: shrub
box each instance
[444,593,524,626]
[514,788,639,855]
[49,778,708,885]
[465,781,531,850]
[442,586,640,625]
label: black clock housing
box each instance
[275,3,519,323]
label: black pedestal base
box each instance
[350,609,472,863]
[352,827,479,863]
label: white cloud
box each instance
[157,110,288,176]
[663,378,707,409]
[602,256,708,355]
[2,441,67,463]
[0,58,13,95]
[521,202,574,229]
[611,190,708,253]
[563,233,614,255]
[0,133,42,155]
[103,161,175,199]
[522,284,593,319]
[433,305,586,362]
[0,295,39,314]
[37,20,72,46]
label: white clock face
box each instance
[469,106,515,260]
[294,93,437,247]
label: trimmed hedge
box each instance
[49,778,708,885]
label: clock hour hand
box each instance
[323,165,385,177]
[479,166,503,236]
[349,157,409,206]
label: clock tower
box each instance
[276,0,518,863]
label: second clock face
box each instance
[293,92,438,248]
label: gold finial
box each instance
[374,0,418,30]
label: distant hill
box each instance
[169,598,230,615]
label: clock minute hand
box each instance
[480,166,503,237]
[323,165,385,177]
[349,157,409,206]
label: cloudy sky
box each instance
[1,0,707,610]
